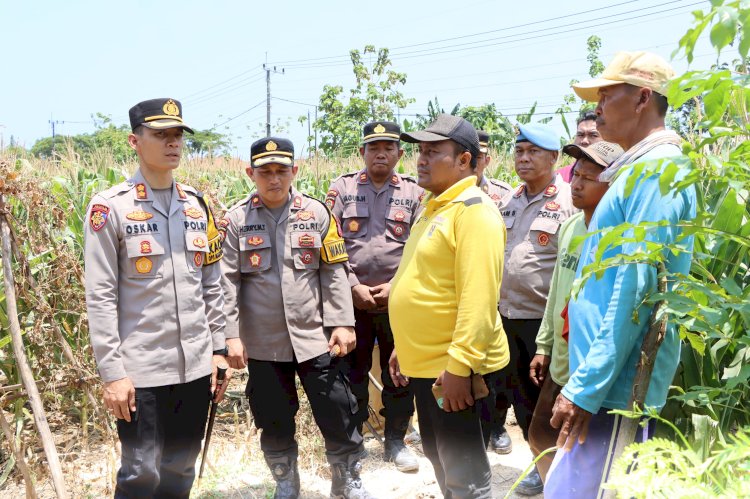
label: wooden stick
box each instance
[1,195,69,499]
[0,408,38,499]
[602,261,668,499]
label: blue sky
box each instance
[1,0,717,158]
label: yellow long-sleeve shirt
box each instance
[389,175,510,378]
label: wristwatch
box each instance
[213,346,229,356]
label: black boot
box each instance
[266,456,300,499]
[330,461,374,499]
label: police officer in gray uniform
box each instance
[219,137,372,499]
[492,123,578,495]
[326,122,423,472]
[476,130,512,208]
[84,98,229,498]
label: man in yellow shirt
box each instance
[387,114,510,498]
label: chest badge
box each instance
[140,241,152,254]
[393,224,405,236]
[297,210,315,221]
[394,210,406,222]
[301,251,314,264]
[298,234,315,247]
[247,236,264,246]
[127,210,153,221]
[184,207,203,219]
[249,252,262,268]
[135,257,153,274]
[538,233,551,246]
[348,220,360,233]
[194,253,203,267]
[193,237,206,248]
[545,201,560,211]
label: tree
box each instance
[184,129,231,157]
[308,45,415,156]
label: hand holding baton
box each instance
[198,364,228,482]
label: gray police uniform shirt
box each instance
[499,173,578,319]
[479,175,512,209]
[326,170,424,288]
[220,188,355,363]
[84,169,226,388]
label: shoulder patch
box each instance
[462,197,483,207]
[307,196,347,264]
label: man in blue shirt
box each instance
[545,51,696,497]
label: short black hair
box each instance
[577,111,597,125]
[654,92,669,117]
[451,141,478,169]
[132,125,144,135]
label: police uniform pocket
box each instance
[185,230,209,271]
[124,235,165,278]
[290,231,321,270]
[530,218,561,252]
[385,206,412,243]
[239,232,272,273]
[342,203,368,239]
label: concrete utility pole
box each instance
[263,64,284,137]
[49,117,64,156]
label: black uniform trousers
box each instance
[413,374,498,498]
[492,317,542,441]
[115,375,210,499]
[347,310,415,439]
[246,352,364,467]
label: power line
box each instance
[211,100,266,130]
[182,64,263,100]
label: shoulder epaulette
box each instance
[462,197,483,207]
[400,175,418,184]
[179,183,198,195]
[226,195,254,214]
[98,181,132,200]
[303,193,330,212]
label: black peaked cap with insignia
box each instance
[362,121,401,144]
[251,137,295,168]
[129,98,194,134]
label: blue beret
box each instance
[516,123,560,151]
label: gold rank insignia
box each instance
[394,210,405,222]
[543,185,558,197]
[482,184,489,193]
[135,257,153,274]
[538,233,550,246]
[176,183,187,199]
[247,236,264,246]
[545,201,560,211]
[265,140,278,151]
[348,220,360,233]
[194,253,203,267]
[298,234,315,247]
[390,174,400,185]
[184,207,203,219]
[514,185,525,198]
[251,195,262,208]
[127,210,153,221]
[193,237,206,248]
[393,224,405,236]
[140,240,152,254]
[293,196,302,209]
[249,252,262,268]
[136,183,148,200]
[163,99,180,116]
[374,123,386,134]
[297,210,315,221]
[358,172,368,184]
[301,251,313,264]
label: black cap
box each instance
[250,137,294,168]
[362,121,401,144]
[477,130,490,154]
[400,114,479,157]
[129,98,194,134]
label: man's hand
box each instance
[370,283,391,309]
[103,377,136,422]
[436,370,473,412]
[211,355,232,403]
[550,393,593,451]
[329,326,356,356]
[226,338,247,369]
[352,284,377,310]
[529,354,551,387]
[388,350,409,387]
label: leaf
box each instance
[709,7,739,52]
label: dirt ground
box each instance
[0,413,542,499]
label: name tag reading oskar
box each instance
[321,216,348,264]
